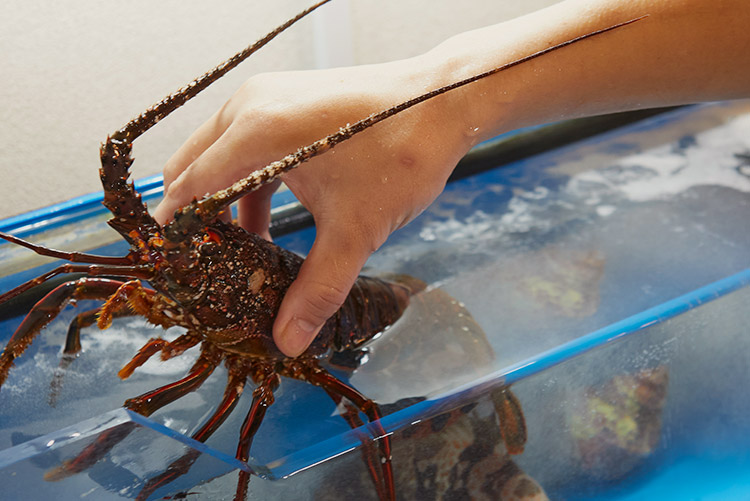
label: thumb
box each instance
[273,230,372,357]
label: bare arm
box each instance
[433,0,750,143]
[154,0,750,357]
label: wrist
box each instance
[366,55,481,185]
[416,23,528,148]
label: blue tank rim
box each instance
[0,107,682,242]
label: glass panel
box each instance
[0,408,246,500]
[215,277,750,500]
[515,282,750,500]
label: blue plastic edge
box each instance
[0,408,250,474]
[0,104,707,240]
[0,175,161,239]
[0,122,550,241]
[0,175,300,240]
[125,409,252,472]
[3,103,702,240]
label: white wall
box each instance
[0,0,559,220]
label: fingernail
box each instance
[280,317,318,357]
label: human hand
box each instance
[152,57,475,357]
[155,0,750,358]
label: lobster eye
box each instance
[198,228,224,256]
[199,240,220,256]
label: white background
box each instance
[0,0,558,219]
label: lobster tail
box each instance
[332,275,426,352]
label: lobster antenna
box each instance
[99,1,332,248]
[164,15,647,240]
[112,0,333,144]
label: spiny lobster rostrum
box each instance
[0,2,644,499]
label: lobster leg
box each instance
[48,304,139,406]
[491,386,527,456]
[0,278,127,387]
[195,358,249,440]
[234,364,281,501]
[288,361,395,501]
[45,348,221,482]
[42,279,176,404]
[134,362,247,501]
[0,262,153,305]
[323,388,390,501]
[45,421,139,482]
[94,279,186,333]
[64,308,104,354]
[117,333,201,380]
[124,345,220,417]
[61,294,152,359]
[0,231,133,265]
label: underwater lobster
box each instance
[0,1,644,499]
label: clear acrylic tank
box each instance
[1,100,749,500]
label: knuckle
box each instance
[162,161,183,189]
[339,216,389,255]
[299,282,350,323]
[165,173,187,198]
[237,105,289,134]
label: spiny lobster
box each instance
[0,1,644,499]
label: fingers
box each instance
[153,109,227,224]
[163,107,229,189]
[237,179,281,240]
[153,118,268,225]
[272,227,375,357]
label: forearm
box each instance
[417,0,750,146]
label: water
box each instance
[1,101,749,499]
